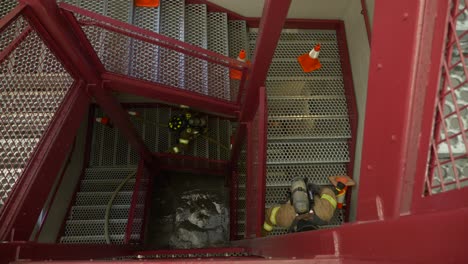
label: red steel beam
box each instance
[0,82,89,241]
[103,72,239,118]
[234,207,468,262]
[0,242,134,263]
[239,0,291,122]
[356,0,440,221]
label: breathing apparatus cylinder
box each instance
[290,177,310,215]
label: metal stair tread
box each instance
[250,29,338,43]
[268,116,351,140]
[60,234,140,244]
[250,43,340,59]
[64,218,143,237]
[265,79,345,97]
[268,97,349,118]
[69,204,144,220]
[266,141,350,164]
[268,59,342,77]
[79,179,140,192]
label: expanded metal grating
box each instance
[208,13,230,101]
[64,219,141,237]
[69,205,144,221]
[250,30,338,43]
[184,4,208,95]
[268,59,342,77]
[0,14,74,212]
[268,97,349,118]
[266,164,348,187]
[61,234,140,244]
[266,78,345,97]
[130,6,160,82]
[427,0,468,195]
[74,191,144,206]
[268,117,351,140]
[0,0,17,19]
[61,0,132,22]
[250,40,340,59]
[267,141,350,164]
[90,107,232,167]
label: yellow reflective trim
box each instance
[179,138,190,145]
[263,222,273,232]
[172,146,180,153]
[321,194,337,209]
[270,206,280,226]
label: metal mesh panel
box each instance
[0,16,74,211]
[268,97,348,118]
[61,234,139,244]
[208,13,230,100]
[64,219,141,237]
[268,59,342,77]
[250,30,338,43]
[185,5,208,95]
[130,7,160,82]
[250,41,339,59]
[426,0,468,195]
[267,141,350,164]
[74,191,144,206]
[266,164,348,187]
[0,0,17,19]
[236,142,247,238]
[69,205,144,220]
[79,179,137,192]
[266,78,345,97]
[268,117,351,140]
[62,0,132,22]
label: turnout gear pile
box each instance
[263,175,355,234]
[168,112,208,154]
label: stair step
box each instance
[268,58,342,77]
[268,97,348,118]
[79,179,139,192]
[74,191,145,206]
[84,167,138,180]
[267,141,349,164]
[184,4,208,95]
[63,219,142,237]
[69,205,144,220]
[265,163,348,186]
[268,117,351,140]
[250,29,338,43]
[250,40,339,59]
[159,0,185,88]
[130,5,160,82]
[208,12,230,101]
[60,234,140,244]
[265,78,345,97]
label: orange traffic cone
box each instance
[135,0,159,7]
[230,49,250,80]
[95,117,112,128]
[297,44,322,73]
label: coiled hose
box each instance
[104,171,136,244]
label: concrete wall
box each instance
[343,0,371,221]
[32,110,89,242]
[208,0,350,19]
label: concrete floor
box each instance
[145,171,229,249]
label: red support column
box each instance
[356,0,442,221]
[239,0,291,122]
